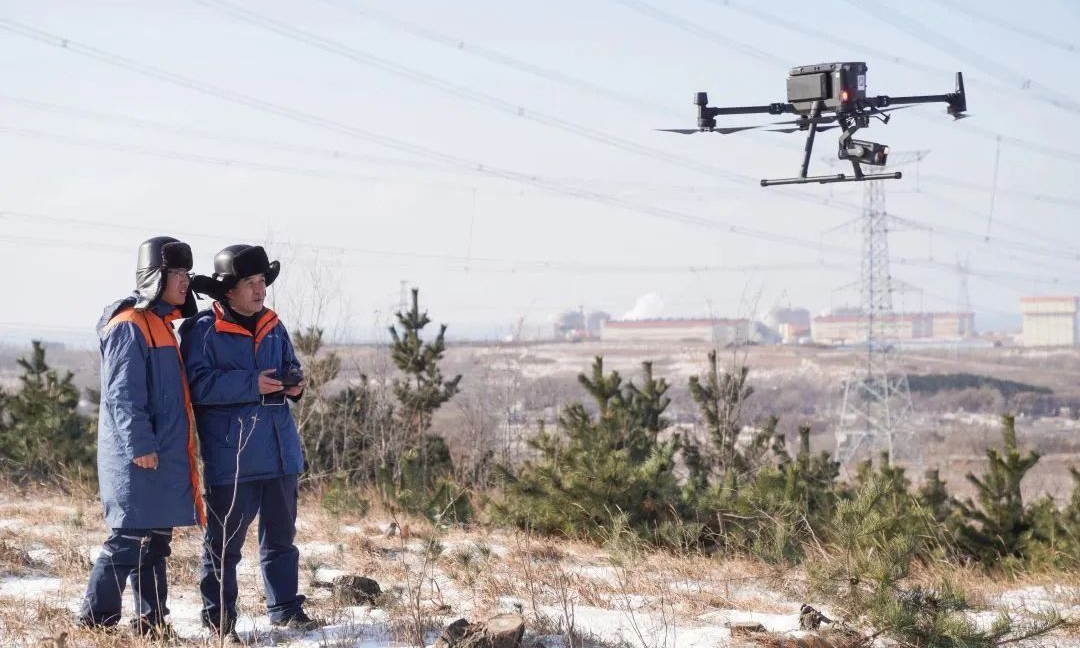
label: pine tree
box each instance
[495,358,681,541]
[291,326,348,476]
[917,468,953,525]
[953,414,1042,565]
[622,361,671,444]
[687,350,753,481]
[384,288,464,518]
[0,341,94,478]
[1061,468,1080,567]
[777,426,840,535]
[388,288,462,445]
[694,423,840,563]
[810,480,979,647]
[845,452,914,524]
[810,479,1063,648]
[681,352,844,560]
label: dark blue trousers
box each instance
[199,475,304,626]
[78,528,173,627]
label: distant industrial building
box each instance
[810,311,975,345]
[764,307,811,343]
[553,309,611,341]
[931,312,976,339]
[1020,296,1078,347]
[810,314,864,345]
[601,318,753,345]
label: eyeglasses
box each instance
[166,269,194,281]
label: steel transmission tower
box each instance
[956,256,972,317]
[834,152,927,467]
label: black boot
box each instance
[201,611,243,645]
[270,608,324,631]
[130,616,179,642]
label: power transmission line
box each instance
[317,0,673,119]
[706,0,1050,115]
[187,0,1080,267]
[918,174,1080,211]
[844,0,1080,117]
[0,125,423,183]
[5,207,1067,290]
[0,209,846,275]
[187,0,815,197]
[13,103,1076,266]
[3,16,1071,288]
[909,188,1076,255]
[606,0,788,68]
[317,0,804,161]
[0,93,460,174]
[893,211,1080,262]
[924,0,1079,55]
[0,18,871,257]
[949,121,1080,165]
[708,0,1080,165]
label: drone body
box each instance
[661,62,967,186]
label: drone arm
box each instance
[864,72,967,117]
[707,103,794,116]
[868,93,951,107]
[695,93,795,129]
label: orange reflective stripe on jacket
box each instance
[211,301,280,351]
[107,307,206,527]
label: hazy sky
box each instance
[1,0,1078,345]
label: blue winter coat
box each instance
[96,297,203,529]
[178,303,305,487]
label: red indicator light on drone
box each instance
[840,89,850,103]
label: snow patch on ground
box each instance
[2,495,1079,647]
[993,585,1080,616]
[940,411,1003,427]
[314,567,348,583]
[296,541,343,557]
[26,544,55,565]
[0,576,63,597]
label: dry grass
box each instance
[0,485,1078,647]
[0,540,34,575]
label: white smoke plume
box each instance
[622,293,665,320]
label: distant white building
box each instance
[930,312,976,339]
[601,318,751,345]
[1020,296,1078,347]
[810,315,862,345]
[811,311,975,345]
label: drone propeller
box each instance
[655,126,764,135]
[657,104,917,135]
[766,125,840,134]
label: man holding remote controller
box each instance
[181,244,320,643]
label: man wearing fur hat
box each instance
[181,244,319,642]
[77,236,204,638]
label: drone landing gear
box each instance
[759,100,902,187]
[760,171,901,187]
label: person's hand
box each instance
[132,452,158,470]
[258,369,283,394]
[284,380,304,398]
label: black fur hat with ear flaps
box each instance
[191,244,280,303]
[134,236,197,317]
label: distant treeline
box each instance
[907,372,1053,398]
